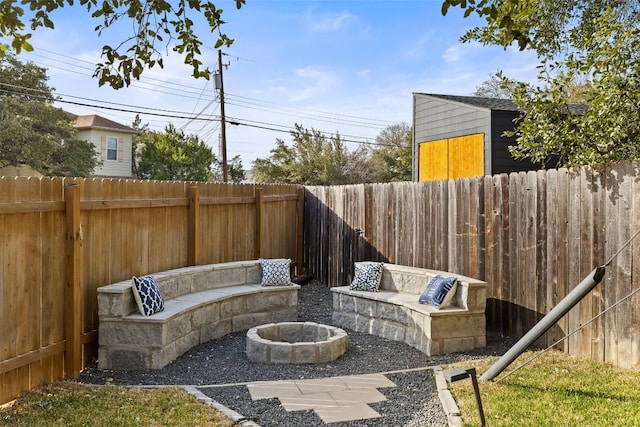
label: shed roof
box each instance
[416,93,519,111]
[416,93,587,115]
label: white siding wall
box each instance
[78,129,134,177]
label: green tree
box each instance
[252,124,371,185]
[368,123,413,182]
[0,53,99,176]
[506,11,640,166]
[0,0,245,89]
[473,73,518,99]
[212,154,246,183]
[443,0,640,166]
[135,124,215,181]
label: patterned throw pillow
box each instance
[419,275,458,309]
[349,262,384,292]
[131,275,165,316]
[260,258,292,286]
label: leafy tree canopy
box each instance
[445,0,640,166]
[212,154,246,183]
[0,53,100,176]
[368,123,412,182]
[134,124,216,181]
[252,123,411,185]
[252,124,371,185]
[473,72,518,99]
[1,0,245,88]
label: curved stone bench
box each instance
[331,263,486,356]
[97,260,300,370]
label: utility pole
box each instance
[217,49,228,182]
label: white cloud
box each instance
[441,44,465,63]
[403,31,436,59]
[304,8,357,33]
[288,67,340,102]
[357,69,372,79]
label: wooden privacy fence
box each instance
[0,177,303,404]
[304,160,640,370]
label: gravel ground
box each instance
[79,281,516,426]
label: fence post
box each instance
[188,186,200,266]
[255,187,263,259]
[64,183,82,378]
[295,186,305,275]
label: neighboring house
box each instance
[67,112,137,178]
[412,93,555,182]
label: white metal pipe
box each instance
[480,266,606,381]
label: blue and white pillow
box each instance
[132,275,165,316]
[349,262,384,292]
[260,258,292,286]
[419,275,457,309]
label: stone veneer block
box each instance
[166,313,193,343]
[354,298,377,317]
[97,261,299,370]
[402,273,428,295]
[192,303,221,328]
[272,307,297,323]
[330,262,486,359]
[232,312,271,332]
[99,321,164,347]
[332,312,357,331]
[110,349,149,370]
[176,274,194,295]
[199,319,232,343]
[247,265,262,283]
[292,342,316,363]
[208,267,247,289]
[220,296,246,318]
[245,292,288,313]
[371,319,405,342]
[442,337,477,354]
[270,342,293,364]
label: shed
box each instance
[412,93,548,182]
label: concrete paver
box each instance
[246,373,397,423]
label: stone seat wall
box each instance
[97,261,300,370]
[331,263,486,356]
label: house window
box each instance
[106,137,118,160]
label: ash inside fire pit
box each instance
[246,322,348,364]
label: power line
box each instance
[0,83,390,147]
[26,46,397,129]
[226,92,397,126]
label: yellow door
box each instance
[449,134,484,179]
[419,139,448,181]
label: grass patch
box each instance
[0,382,234,427]
[447,350,640,427]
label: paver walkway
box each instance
[246,374,397,423]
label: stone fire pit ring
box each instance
[246,322,348,364]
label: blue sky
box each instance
[18,0,539,168]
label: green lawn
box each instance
[448,350,640,427]
[0,382,234,427]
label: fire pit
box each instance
[246,322,348,364]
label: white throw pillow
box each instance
[349,262,384,292]
[259,258,292,286]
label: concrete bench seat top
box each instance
[331,286,472,316]
[123,284,298,323]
